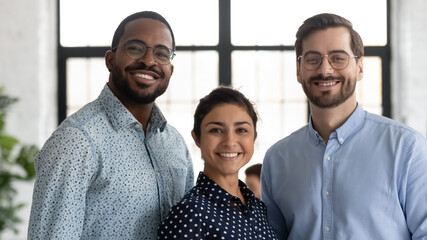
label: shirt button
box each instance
[326,156,331,161]
[339,137,344,143]
[325,226,330,231]
[324,191,329,196]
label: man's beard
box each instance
[111,65,168,104]
[302,75,356,108]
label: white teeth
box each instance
[219,153,238,158]
[319,82,336,86]
[135,73,154,80]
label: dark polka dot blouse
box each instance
[158,172,278,239]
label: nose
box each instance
[222,131,237,147]
[137,47,157,65]
[317,55,334,75]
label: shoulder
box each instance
[181,186,206,204]
[266,124,309,154]
[364,112,425,142]
[57,98,108,137]
[360,112,427,162]
[166,188,206,219]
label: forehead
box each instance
[302,27,352,54]
[202,104,252,124]
[120,18,173,48]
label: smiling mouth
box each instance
[315,81,339,86]
[135,73,154,80]
[218,152,239,158]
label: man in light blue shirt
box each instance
[261,13,427,239]
[28,11,194,239]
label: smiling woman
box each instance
[157,86,279,239]
[195,104,255,185]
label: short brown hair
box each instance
[295,13,364,59]
[245,163,262,178]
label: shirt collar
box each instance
[308,104,366,145]
[196,172,256,206]
[334,103,365,145]
[99,84,167,132]
[308,117,321,145]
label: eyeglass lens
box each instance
[302,52,350,70]
[125,41,173,64]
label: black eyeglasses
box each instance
[298,51,358,70]
[113,40,175,65]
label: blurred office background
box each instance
[1,0,426,239]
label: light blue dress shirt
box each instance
[261,104,427,240]
[28,85,194,240]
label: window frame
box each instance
[57,0,391,124]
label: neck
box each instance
[107,82,154,133]
[310,99,357,144]
[204,172,246,205]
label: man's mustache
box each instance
[126,64,163,77]
[309,75,344,81]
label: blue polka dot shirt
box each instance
[157,172,278,239]
[28,85,194,240]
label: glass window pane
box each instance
[60,0,218,47]
[231,0,387,46]
[232,51,308,161]
[357,56,383,114]
[66,58,107,116]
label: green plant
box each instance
[0,87,39,235]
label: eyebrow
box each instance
[126,39,171,49]
[303,49,348,56]
[205,121,252,127]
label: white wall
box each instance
[0,0,426,239]
[0,0,56,239]
[391,0,427,136]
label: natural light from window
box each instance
[61,0,387,180]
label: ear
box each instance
[296,60,303,84]
[356,56,364,81]
[105,50,114,72]
[191,131,200,148]
[170,64,174,75]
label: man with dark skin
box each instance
[28,11,194,240]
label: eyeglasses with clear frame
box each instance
[298,51,358,70]
[112,40,175,65]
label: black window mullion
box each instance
[218,0,232,86]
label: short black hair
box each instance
[192,86,258,140]
[111,11,175,50]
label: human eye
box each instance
[208,128,222,134]
[126,42,144,54]
[330,53,347,63]
[304,54,321,65]
[237,128,249,134]
[154,47,171,60]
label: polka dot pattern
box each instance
[28,85,194,240]
[158,172,278,239]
